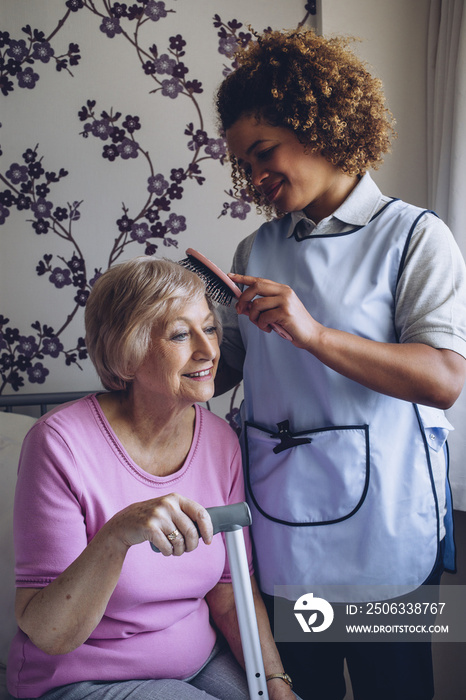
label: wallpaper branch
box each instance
[0,1,315,420]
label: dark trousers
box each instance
[263,543,445,700]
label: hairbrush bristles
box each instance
[178,249,241,306]
[178,248,293,340]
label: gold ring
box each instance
[167,529,181,542]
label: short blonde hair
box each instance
[85,257,218,391]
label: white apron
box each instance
[238,200,453,602]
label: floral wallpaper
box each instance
[0,0,318,417]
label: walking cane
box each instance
[151,502,269,699]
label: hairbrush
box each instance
[178,248,292,341]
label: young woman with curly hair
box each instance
[214,29,466,700]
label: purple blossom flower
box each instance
[17,335,39,358]
[32,218,49,235]
[145,208,159,223]
[28,161,45,178]
[91,119,113,140]
[230,200,251,220]
[150,222,167,238]
[100,17,123,39]
[239,188,253,203]
[0,190,15,207]
[16,355,32,372]
[31,197,53,219]
[117,215,133,232]
[75,289,89,307]
[22,148,37,164]
[32,42,54,63]
[205,138,226,160]
[111,3,128,18]
[49,267,72,289]
[130,221,150,242]
[6,58,21,76]
[147,173,168,195]
[145,1,167,21]
[170,168,186,183]
[0,205,10,225]
[68,255,85,272]
[6,162,29,184]
[117,138,139,159]
[218,35,239,58]
[172,62,188,79]
[0,352,13,370]
[35,183,50,198]
[42,337,64,357]
[103,144,119,161]
[6,39,28,61]
[66,0,85,10]
[4,327,19,344]
[53,207,68,221]
[122,115,141,133]
[16,195,31,211]
[161,78,183,99]
[167,183,183,200]
[27,362,49,384]
[154,54,175,75]
[192,130,208,146]
[17,67,40,90]
[143,61,156,75]
[166,213,186,234]
[111,127,125,143]
[169,35,186,52]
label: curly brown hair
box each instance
[216,29,396,215]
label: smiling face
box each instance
[132,297,220,409]
[226,114,358,223]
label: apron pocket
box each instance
[244,421,370,526]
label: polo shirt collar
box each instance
[287,172,384,238]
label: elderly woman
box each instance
[7,258,296,700]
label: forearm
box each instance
[307,324,466,409]
[230,272,466,409]
[16,524,128,655]
[16,492,213,656]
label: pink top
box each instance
[7,395,252,698]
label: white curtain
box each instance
[427,0,466,510]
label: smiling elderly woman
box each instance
[7,257,296,700]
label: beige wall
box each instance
[323,0,430,207]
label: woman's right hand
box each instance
[107,492,214,556]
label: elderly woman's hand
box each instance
[15,492,213,655]
[107,492,214,557]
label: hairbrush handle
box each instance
[186,249,293,341]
